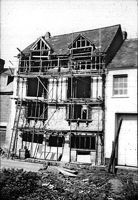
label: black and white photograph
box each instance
[0,0,138,199]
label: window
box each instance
[67,77,91,99]
[113,75,128,95]
[49,135,65,147]
[82,108,87,120]
[71,35,94,55]
[27,78,48,97]
[68,105,81,120]
[27,102,47,120]
[71,135,96,150]
[22,132,43,144]
[0,126,6,146]
[31,38,49,51]
[67,105,92,121]
[72,35,91,49]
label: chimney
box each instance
[44,32,51,40]
[122,31,127,40]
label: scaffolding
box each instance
[8,38,106,164]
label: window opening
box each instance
[32,39,48,51]
[68,77,91,99]
[67,105,91,121]
[72,35,91,49]
[49,135,65,147]
[27,103,47,120]
[113,75,128,95]
[22,132,43,144]
[71,135,95,150]
[82,109,87,120]
[27,78,47,97]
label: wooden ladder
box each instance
[8,98,23,157]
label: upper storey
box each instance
[18,24,125,76]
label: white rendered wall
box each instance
[105,68,137,159]
[5,68,18,149]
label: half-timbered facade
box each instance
[7,24,136,166]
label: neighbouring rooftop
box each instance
[108,38,138,69]
[0,68,14,93]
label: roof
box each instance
[0,68,14,76]
[22,24,121,55]
[0,68,14,93]
[108,38,138,69]
[0,82,13,93]
[0,59,5,73]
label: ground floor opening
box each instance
[13,130,103,165]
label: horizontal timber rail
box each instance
[18,54,106,74]
[12,96,103,105]
[18,65,105,74]
[18,127,103,134]
[16,70,107,78]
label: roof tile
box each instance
[22,24,121,55]
[108,39,138,68]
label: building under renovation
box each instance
[7,24,137,166]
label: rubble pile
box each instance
[0,163,138,200]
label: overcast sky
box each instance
[0,0,137,68]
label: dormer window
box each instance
[72,35,91,49]
[68,34,95,56]
[31,37,51,51]
[30,37,51,58]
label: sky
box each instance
[0,0,138,68]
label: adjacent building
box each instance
[0,59,14,147]
[105,38,138,167]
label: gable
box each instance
[68,34,94,49]
[30,37,51,51]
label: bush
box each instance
[0,169,40,200]
[122,177,138,200]
[0,168,138,200]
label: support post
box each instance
[108,118,123,173]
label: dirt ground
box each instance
[40,162,138,200]
[1,158,43,172]
[0,157,138,200]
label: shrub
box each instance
[0,169,40,200]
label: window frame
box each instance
[67,77,91,99]
[22,132,43,144]
[70,134,96,150]
[113,74,128,97]
[66,104,92,122]
[27,102,48,120]
[72,36,91,49]
[48,135,65,147]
